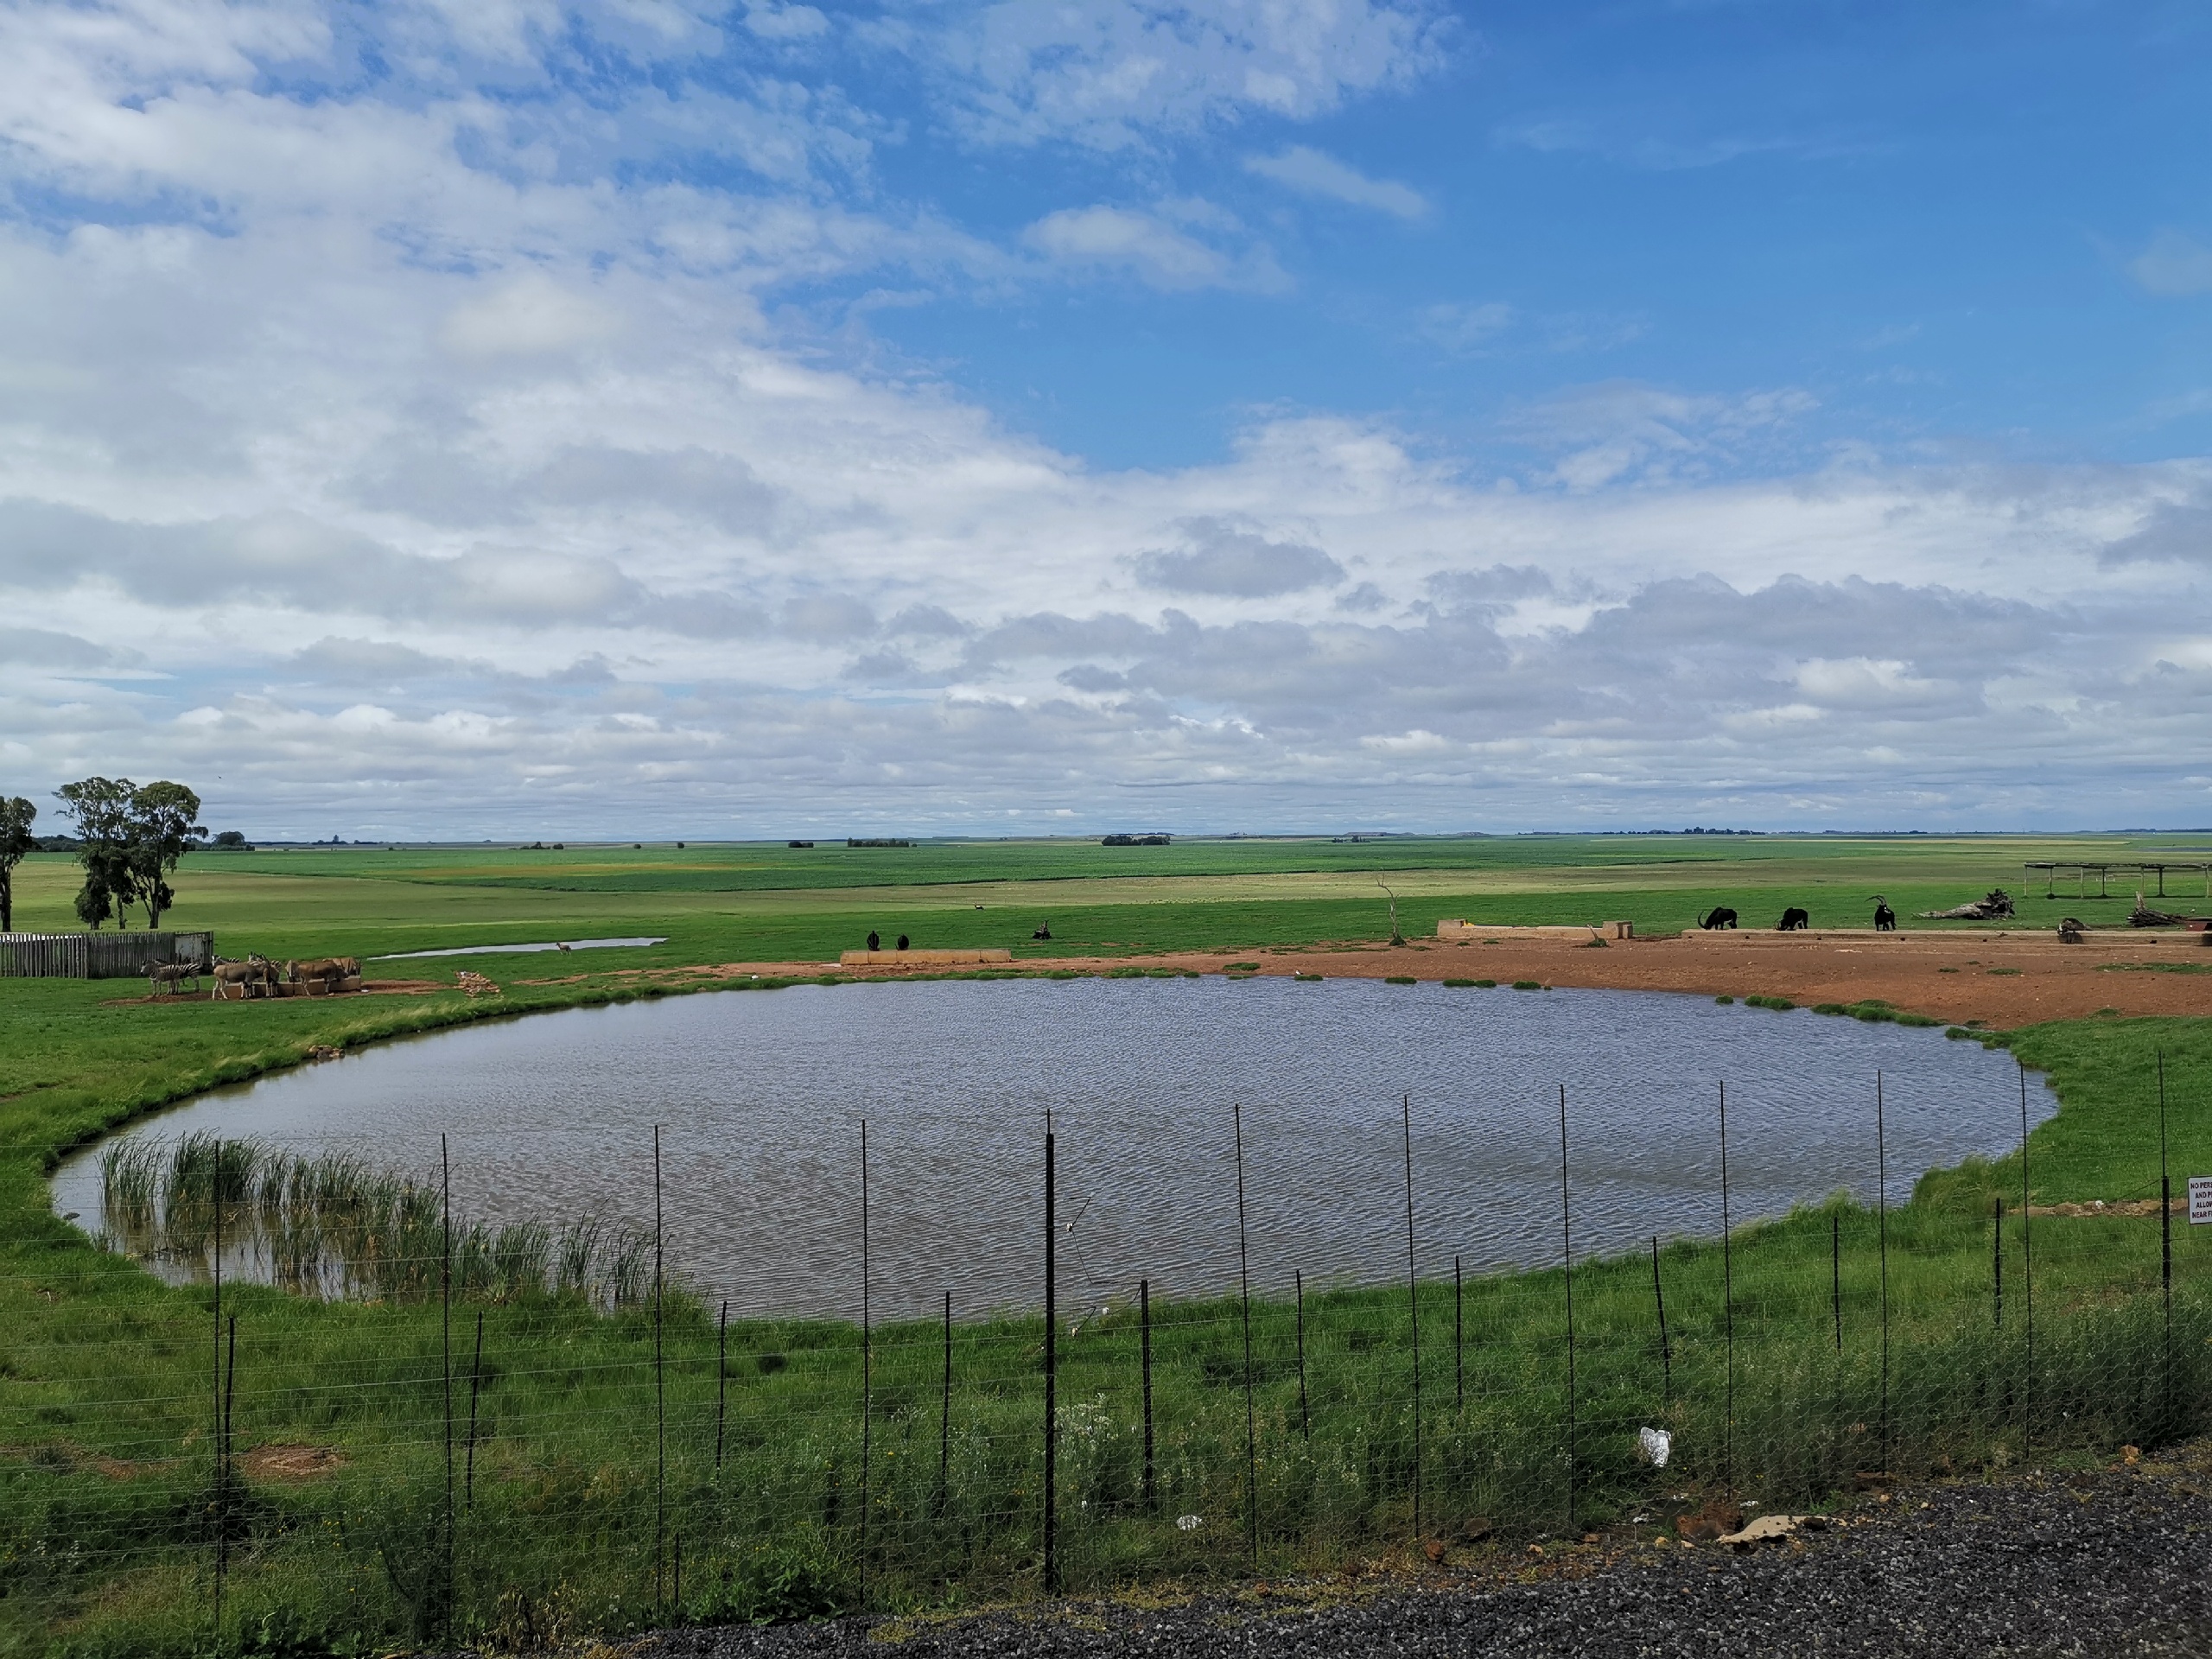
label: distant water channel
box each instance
[54,977,2052,1322]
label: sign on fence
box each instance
[2190,1176,2212,1225]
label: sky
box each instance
[2,0,2209,841]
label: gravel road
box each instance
[636,1447,2212,1659]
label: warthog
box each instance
[1699,907,1738,930]
[1776,907,1811,931]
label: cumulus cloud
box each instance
[1244,145,1426,217]
[1132,519,1345,596]
[0,0,2207,836]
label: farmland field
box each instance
[1,832,2209,1654]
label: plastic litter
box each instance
[1637,1426,1673,1467]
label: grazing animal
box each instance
[556,941,572,952]
[2057,917,2086,944]
[867,931,880,951]
[1032,925,1052,941]
[1872,897,1897,932]
[1776,907,1811,931]
[147,960,198,997]
[289,957,355,993]
[1699,907,1738,930]
[209,959,270,1001]
[895,934,910,950]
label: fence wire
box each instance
[3,1061,2206,1655]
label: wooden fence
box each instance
[0,931,216,980]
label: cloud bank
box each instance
[0,0,2207,837]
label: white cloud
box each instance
[924,0,1452,150]
[2129,231,2212,297]
[1419,301,1515,352]
[439,274,625,359]
[0,0,2208,836]
[1244,145,1426,217]
[1022,204,1286,292]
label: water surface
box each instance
[54,978,2049,1321]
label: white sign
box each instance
[2190,1176,2212,1225]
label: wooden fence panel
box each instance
[0,931,215,979]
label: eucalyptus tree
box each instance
[0,795,35,933]
[55,778,206,930]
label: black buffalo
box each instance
[1700,907,1738,930]
[1777,907,1811,931]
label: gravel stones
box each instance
[634,1452,2212,1659]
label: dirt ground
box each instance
[682,927,2212,1030]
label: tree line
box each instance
[0,779,206,934]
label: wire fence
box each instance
[3,1057,2207,1655]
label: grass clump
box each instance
[1383,976,1416,986]
[1510,980,1541,991]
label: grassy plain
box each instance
[2,833,2209,1654]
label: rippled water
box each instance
[54,977,2050,1321]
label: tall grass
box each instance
[98,1133,661,1311]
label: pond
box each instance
[54,977,2051,1322]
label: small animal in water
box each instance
[896,934,910,950]
[867,931,880,951]
[1776,907,1811,931]
[1871,897,1897,932]
[1032,924,1052,941]
[1699,907,1738,930]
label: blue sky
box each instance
[0,1,2209,836]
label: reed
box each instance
[97,1135,667,1312]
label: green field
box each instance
[2,835,2209,1655]
[5,830,2204,966]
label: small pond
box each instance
[54,977,2051,1322]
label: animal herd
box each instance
[145,952,360,1000]
[1697,898,1897,932]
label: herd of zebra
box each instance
[145,952,360,1000]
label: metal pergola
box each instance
[2024,861,2212,900]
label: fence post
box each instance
[1044,1129,1057,1592]
[2159,1052,2173,1428]
[653,1125,666,1617]
[1992,1196,2003,1330]
[2018,1061,2032,1462]
[1649,1237,1669,1406]
[1832,1211,1842,1352]
[1139,1278,1154,1510]
[715,1302,728,1471]
[1295,1268,1310,1439]
[939,1290,952,1514]
[1234,1103,1257,1566]
[1401,1092,1420,1544]
[1877,1073,1891,1476]
[860,1121,871,1605]
[1558,1084,1574,1537]
[441,1134,454,1637]
[1719,1081,1734,1494]
[211,1136,224,1646]
[465,1310,486,1510]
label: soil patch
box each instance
[769,931,2212,1030]
[240,1443,346,1481]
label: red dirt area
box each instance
[779,929,2210,1030]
